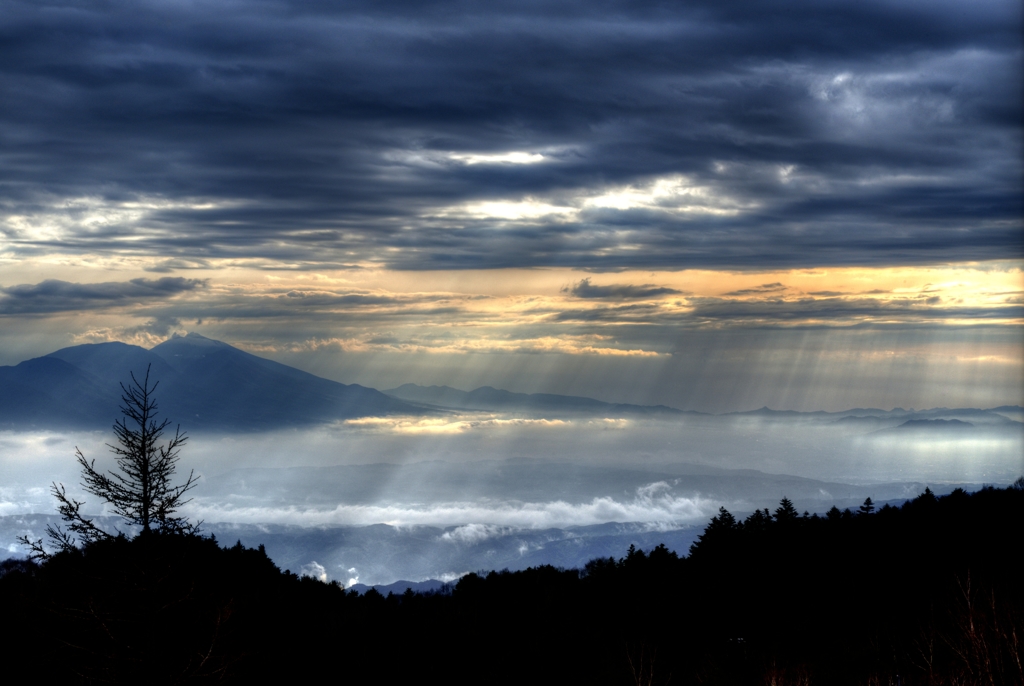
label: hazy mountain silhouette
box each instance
[0,356,113,427]
[48,340,178,381]
[0,333,418,430]
[2,333,1021,431]
[385,385,1023,425]
[198,459,936,511]
[874,418,979,435]
[730,404,1022,429]
[383,383,698,417]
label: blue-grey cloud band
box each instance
[0,0,1020,270]
[0,278,206,315]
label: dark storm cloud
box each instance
[563,278,682,300]
[0,0,1020,269]
[0,278,206,315]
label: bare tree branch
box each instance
[21,364,200,558]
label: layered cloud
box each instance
[183,487,713,530]
[0,0,1019,271]
[0,277,206,315]
[0,266,1020,410]
[3,266,1019,336]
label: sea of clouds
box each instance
[2,413,1020,583]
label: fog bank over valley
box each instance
[2,408,1020,584]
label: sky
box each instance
[1,0,1022,412]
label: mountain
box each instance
[0,333,419,430]
[873,418,979,436]
[0,356,113,428]
[2,334,1021,431]
[727,404,1023,429]
[382,383,696,417]
[48,340,178,381]
[146,335,417,429]
[383,385,1024,429]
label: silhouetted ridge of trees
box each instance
[1,482,1021,685]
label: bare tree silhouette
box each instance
[20,364,199,558]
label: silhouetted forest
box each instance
[2,483,1021,685]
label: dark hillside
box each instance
[3,483,1021,685]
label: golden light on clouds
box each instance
[4,260,1021,343]
[448,151,548,165]
[581,174,752,215]
[433,173,754,222]
[1,255,1021,410]
[0,195,242,250]
[342,414,581,435]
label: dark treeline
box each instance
[2,483,1022,685]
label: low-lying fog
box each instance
[2,413,1021,585]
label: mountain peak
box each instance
[165,331,221,346]
[151,331,235,362]
[3,333,418,430]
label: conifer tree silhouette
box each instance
[774,496,799,522]
[20,365,199,558]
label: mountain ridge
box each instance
[1,333,1021,431]
[0,333,418,430]
[382,382,701,417]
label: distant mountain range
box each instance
[1,333,1021,431]
[732,405,1018,423]
[730,405,1022,432]
[0,333,416,430]
[197,459,959,513]
[382,383,694,417]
